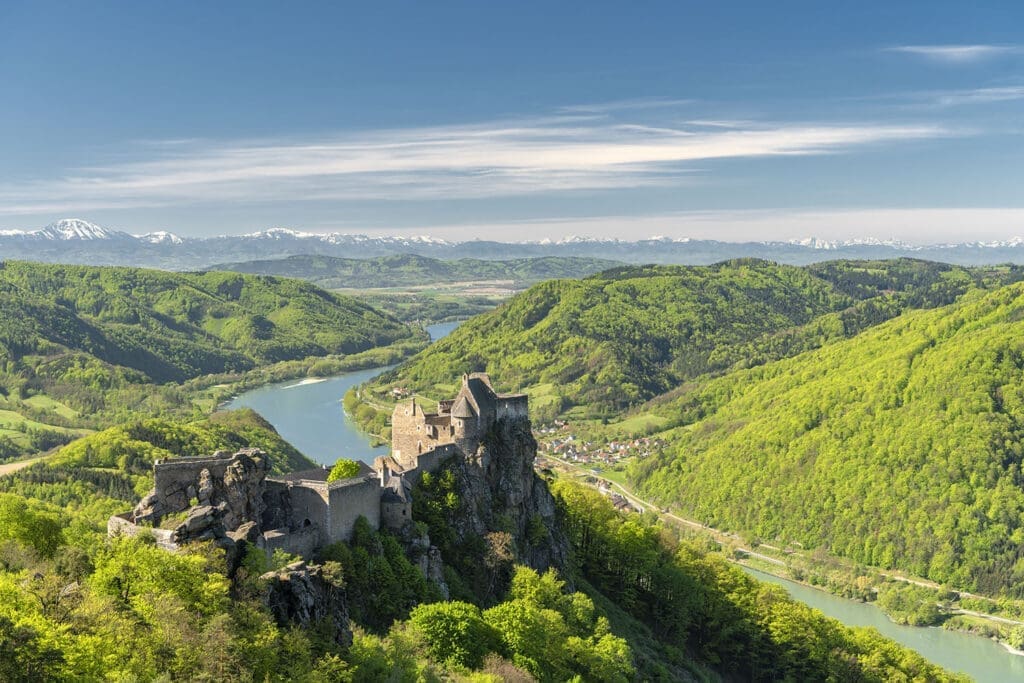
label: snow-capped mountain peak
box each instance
[37,218,125,241]
[138,231,184,245]
[243,227,315,240]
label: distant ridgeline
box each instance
[365,258,1024,419]
[211,253,625,289]
[0,260,423,457]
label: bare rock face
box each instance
[262,561,352,647]
[131,449,268,533]
[169,505,228,546]
[435,416,570,596]
[197,468,215,504]
[131,492,165,525]
[221,453,266,529]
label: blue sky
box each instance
[1,1,1023,242]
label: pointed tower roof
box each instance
[452,395,476,418]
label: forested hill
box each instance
[0,261,417,383]
[0,261,424,459]
[365,258,1024,418]
[629,279,1024,596]
[212,253,624,289]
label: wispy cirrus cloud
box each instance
[0,110,953,216]
[556,97,696,114]
[859,84,1024,109]
[929,85,1024,106]
[885,44,1022,64]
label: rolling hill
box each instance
[0,261,423,457]
[362,259,1023,420]
[628,279,1024,596]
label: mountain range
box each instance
[5,218,1024,269]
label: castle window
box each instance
[303,518,311,527]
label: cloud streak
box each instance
[0,112,952,215]
[885,44,1022,64]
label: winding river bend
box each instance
[226,319,1018,681]
[224,322,459,465]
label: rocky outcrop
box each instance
[262,561,352,647]
[132,449,268,529]
[396,524,450,599]
[432,416,570,596]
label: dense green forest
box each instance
[213,253,623,289]
[0,409,962,680]
[626,279,1024,596]
[0,261,424,458]
[361,259,1023,422]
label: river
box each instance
[225,319,1020,681]
[744,567,1024,681]
[223,321,460,465]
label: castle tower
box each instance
[451,395,479,455]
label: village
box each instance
[533,420,667,514]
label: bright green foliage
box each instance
[367,259,1021,418]
[90,535,230,621]
[0,493,63,557]
[483,566,634,682]
[0,261,413,380]
[326,458,361,482]
[552,481,966,683]
[319,517,442,631]
[408,601,502,669]
[215,253,623,289]
[0,615,64,681]
[0,260,420,457]
[631,281,1024,595]
[875,584,944,626]
[52,409,313,475]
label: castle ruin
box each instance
[109,373,529,559]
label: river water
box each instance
[225,319,1020,681]
[223,322,459,465]
[744,567,1024,681]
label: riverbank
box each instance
[221,322,461,466]
[197,337,429,413]
[540,451,1024,680]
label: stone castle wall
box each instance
[404,443,458,484]
[286,482,330,535]
[496,395,529,422]
[327,475,381,542]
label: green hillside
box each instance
[363,259,1022,421]
[628,280,1024,596]
[213,253,624,289]
[0,261,423,458]
[0,419,963,681]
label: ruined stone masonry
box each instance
[109,372,538,562]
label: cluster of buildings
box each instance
[540,432,665,467]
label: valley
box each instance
[2,254,1022,680]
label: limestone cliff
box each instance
[419,416,570,601]
[262,561,352,648]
